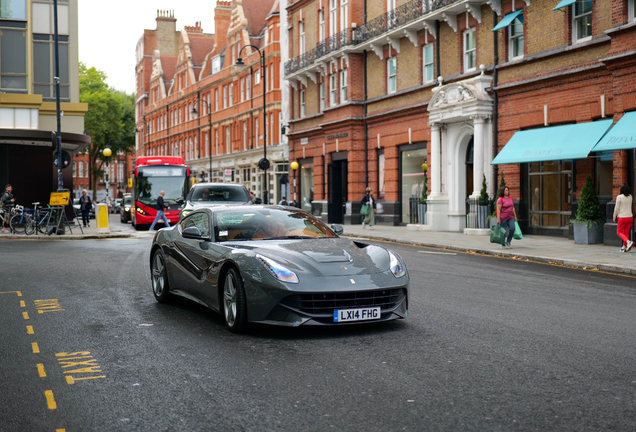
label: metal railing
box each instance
[409,197,427,224]
[284,0,462,77]
[465,197,494,229]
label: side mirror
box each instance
[176,197,185,205]
[182,226,209,240]
[254,198,263,204]
[331,224,344,236]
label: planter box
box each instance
[573,221,604,244]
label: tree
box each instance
[419,173,428,204]
[498,171,507,195]
[80,63,136,201]
[479,174,489,205]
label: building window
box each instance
[509,16,524,59]
[215,88,219,110]
[1,0,27,19]
[330,0,337,36]
[72,161,76,177]
[330,74,337,105]
[255,118,259,146]
[388,0,397,11]
[240,77,245,101]
[299,21,305,54]
[246,75,251,99]
[463,28,476,72]
[223,86,228,108]
[265,114,269,145]
[423,44,434,83]
[78,161,84,178]
[32,32,69,98]
[341,0,348,32]
[255,69,261,85]
[340,70,347,102]
[243,121,247,149]
[270,64,274,90]
[215,129,219,155]
[320,83,325,112]
[226,127,231,154]
[212,56,222,74]
[573,0,592,42]
[630,0,636,21]
[229,83,233,107]
[319,10,325,41]
[270,113,274,144]
[387,57,397,94]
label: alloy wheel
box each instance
[152,254,165,297]
[224,272,237,327]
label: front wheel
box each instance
[223,268,248,333]
[151,249,173,303]
[10,214,27,234]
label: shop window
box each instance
[423,44,434,83]
[387,57,397,94]
[378,150,385,199]
[529,161,572,228]
[301,165,314,213]
[463,28,476,72]
[596,151,613,199]
[573,0,593,42]
[509,17,524,59]
[400,146,427,224]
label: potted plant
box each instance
[572,175,604,244]
[418,172,428,224]
[478,174,489,228]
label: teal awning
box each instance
[591,112,636,152]
[554,0,575,10]
[492,120,613,165]
[492,10,523,31]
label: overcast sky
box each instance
[78,1,217,95]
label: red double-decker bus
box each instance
[131,156,190,230]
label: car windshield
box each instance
[124,197,132,206]
[214,208,338,241]
[190,185,249,203]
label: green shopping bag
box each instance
[513,222,523,240]
[360,204,370,215]
[490,224,506,245]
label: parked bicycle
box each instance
[9,203,55,235]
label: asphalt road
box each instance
[1,222,636,432]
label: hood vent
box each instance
[353,241,369,249]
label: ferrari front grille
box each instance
[281,288,406,316]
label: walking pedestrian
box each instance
[496,186,517,249]
[78,189,92,228]
[1,184,15,233]
[613,183,634,252]
[149,190,171,230]
[361,187,377,230]
[278,196,288,206]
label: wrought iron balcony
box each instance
[284,0,463,77]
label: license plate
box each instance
[333,307,381,323]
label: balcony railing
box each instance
[284,0,462,77]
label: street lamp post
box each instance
[291,161,299,207]
[103,145,113,210]
[236,46,269,204]
[191,92,212,181]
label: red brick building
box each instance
[135,1,287,204]
[284,0,636,244]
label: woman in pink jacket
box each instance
[613,183,634,253]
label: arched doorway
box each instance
[465,137,474,201]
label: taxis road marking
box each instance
[20,301,25,307]
[37,363,47,377]
[56,352,106,384]
[56,429,66,432]
[44,390,57,409]
[0,291,22,296]
[22,312,29,320]
[26,325,34,334]
[32,342,40,353]
[34,299,64,314]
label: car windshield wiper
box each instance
[261,235,318,240]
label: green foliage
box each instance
[80,63,136,200]
[498,171,507,194]
[419,173,428,204]
[573,175,604,228]
[479,174,489,205]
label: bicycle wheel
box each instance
[25,217,36,235]
[36,211,52,234]
[10,214,27,234]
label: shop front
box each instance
[399,144,427,224]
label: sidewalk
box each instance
[343,224,636,276]
[0,214,136,240]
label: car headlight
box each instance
[256,254,299,284]
[124,207,130,211]
[388,251,406,278]
[136,207,148,215]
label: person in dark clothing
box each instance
[78,189,92,228]
[149,190,171,230]
[2,184,15,232]
[361,187,377,230]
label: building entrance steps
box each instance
[343,224,636,276]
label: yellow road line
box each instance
[44,390,57,409]
[56,429,66,432]
[26,325,34,334]
[22,312,29,320]
[37,363,46,377]
[0,291,22,296]
[66,375,106,385]
[20,301,25,307]
[32,342,40,353]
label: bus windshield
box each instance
[136,167,187,206]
